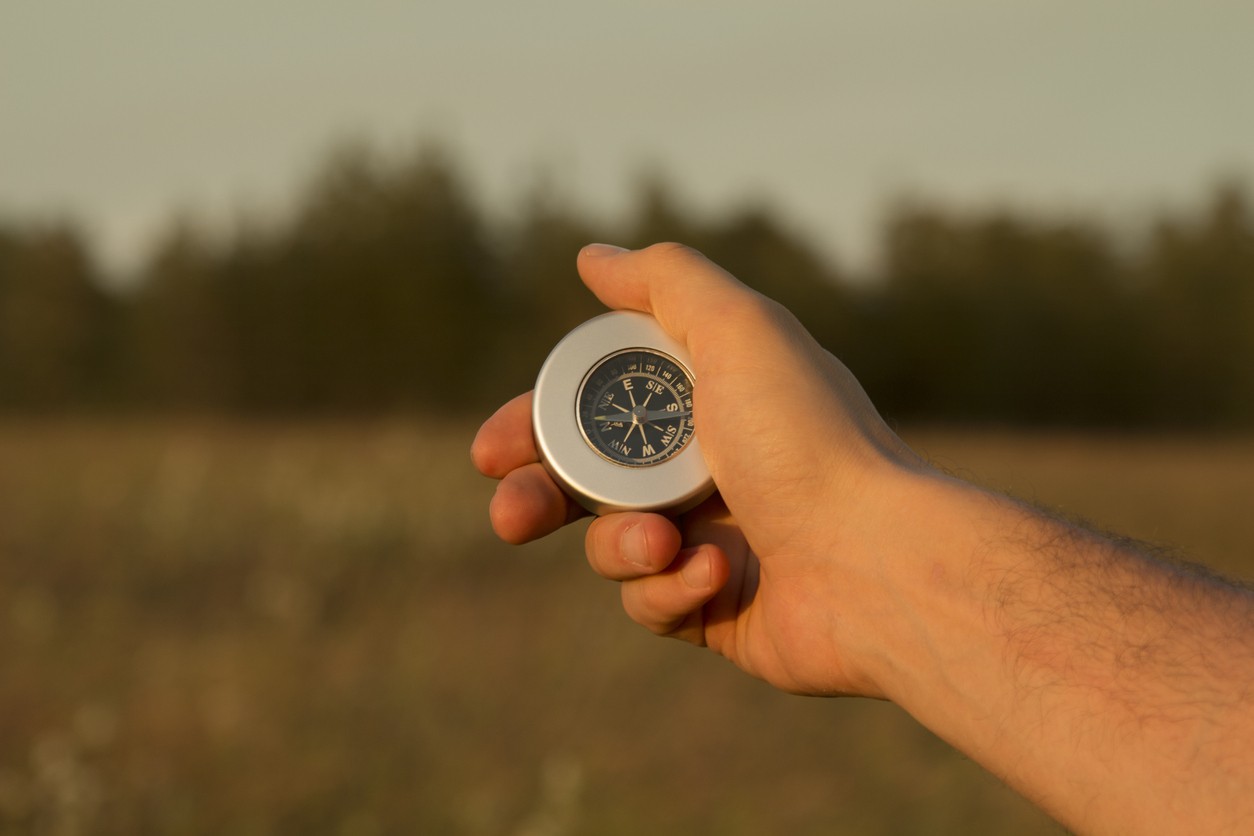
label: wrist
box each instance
[789,451,967,699]
[831,459,1013,703]
[872,463,1062,708]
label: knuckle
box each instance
[640,241,709,270]
[736,288,799,332]
[584,514,635,577]
[583,517,615,569]
[622,574,699,638]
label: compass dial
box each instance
[577,349,696,467]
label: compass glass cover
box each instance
[576,348,696,467]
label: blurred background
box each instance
[2,2,1252,833]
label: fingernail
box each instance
[621,522,651,569]
[581,243,627,258]
[680,548,711,589]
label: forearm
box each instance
[868,469,1254,835]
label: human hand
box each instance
[472,243,927,698]
[474,244,1254,834]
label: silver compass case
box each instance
[532,311,715,515]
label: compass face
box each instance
[576,348,696,467]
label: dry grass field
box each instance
[0,419,1251,835]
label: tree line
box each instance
[1,140,1251,427]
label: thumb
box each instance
[576,243,761,349]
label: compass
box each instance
[533,311,714,515]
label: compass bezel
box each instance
[532,311,714,515]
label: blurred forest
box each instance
[2,139,1252,427]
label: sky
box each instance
[3,1,1253,280]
